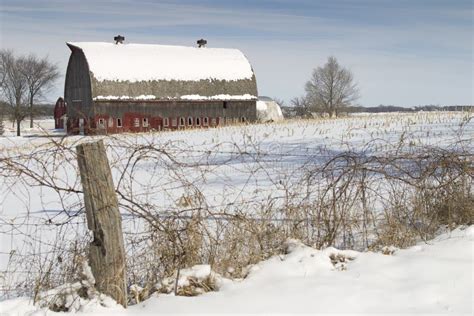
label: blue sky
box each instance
[1,0,472,106]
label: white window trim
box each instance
[98,118,105,129]
[134,118,140,128]
[203,117,209,126]
[187,117,193,126]
[196,117,201,126]
[117,118,123,128]
[164,117,169,127]
[143,117,149,127]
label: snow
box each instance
[0,119,58,137]
[1,226,472,315]
[177,265,212,284]
[68,42,255,82]
[94,95,157,101]
[0,112,473,314]
[158,264,225,296]
[93,94,257,101]
[256,99,284,122]
[256,100,267,111]
[180,94,257,100]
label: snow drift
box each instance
[1,226,472,315]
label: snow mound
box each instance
[158,264,225,297]
[1,228,472,314]
[243,239,359,283]
[256,99,284,122]
[0,261,123,315]
[146,228,473,314]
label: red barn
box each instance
[54,97,67,129]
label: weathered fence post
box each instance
[76,140,127,307]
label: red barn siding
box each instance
[54,97,67,129]
[66,100,256,135]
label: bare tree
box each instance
[0,55,6,90]
[0,56,5,136]
[305,56,359,118]
[0,50,28,136]
[290,96,310,117]
[21,54,59,128]
[0,110,4,136]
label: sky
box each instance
[0,0,472,106]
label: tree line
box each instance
[0,50,59,136]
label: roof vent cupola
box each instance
[114,35,125,44]
[197,38,207,48]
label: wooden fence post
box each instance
[76,140,127,307]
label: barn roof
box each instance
[67,42,255,83]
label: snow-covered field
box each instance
[0,112,473,314]
[1,226,473,315]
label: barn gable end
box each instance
[64,44,94,122]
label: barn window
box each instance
[241,117,246,123]
[164,118,169,127]
[134,118,140,127]
[143,117,149,127]
[196,117,201,126]
[203,117,209,126]
[179,117,185,127]
[108,117,114,127]
[187,117,193,126]
[117,118,122,127]
[223,101,228,109]
[98,118,105,129]
[172,118,177,127]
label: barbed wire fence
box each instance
[0,119,472,302]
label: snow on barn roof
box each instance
[93,94,257,101]
[67,42,255,82]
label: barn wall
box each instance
[70,100,256,134]
[64,46,93,122]
[91,75,258,99]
